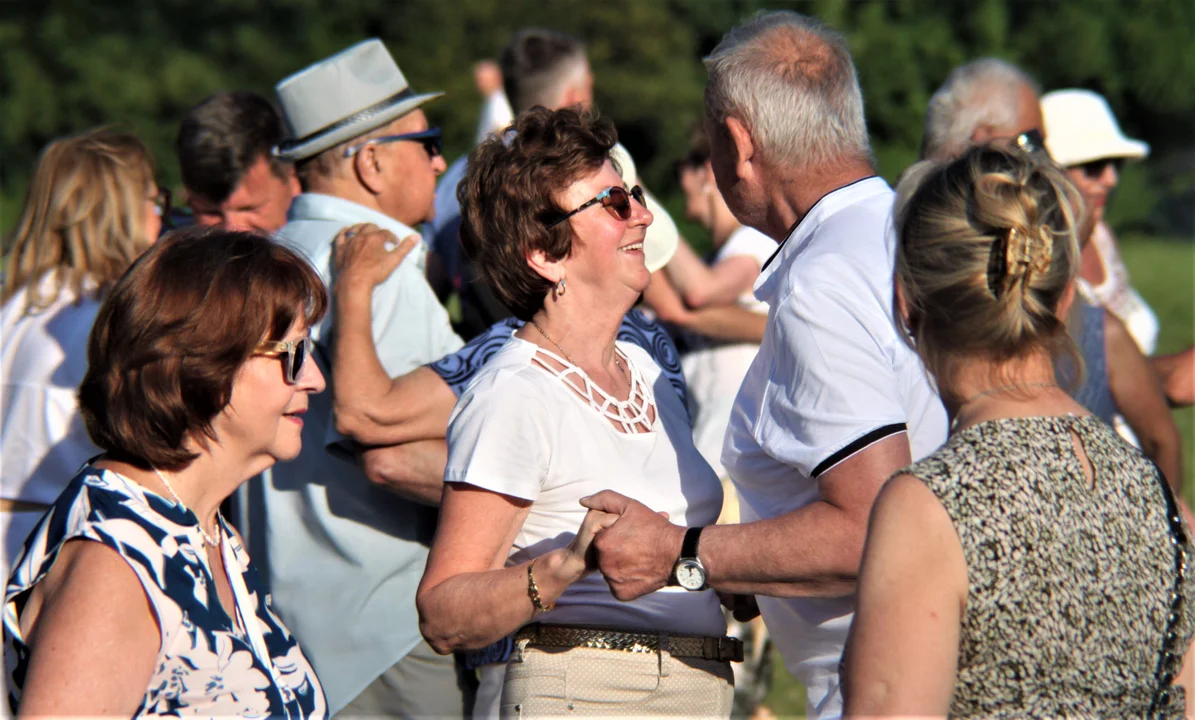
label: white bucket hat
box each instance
[274,39,443,161]
[1041,89,1149,167]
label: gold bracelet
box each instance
[527,558,554,613]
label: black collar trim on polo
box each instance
[275,87,416,154]
[760,174,880,273]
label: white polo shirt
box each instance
[721,176,947,720]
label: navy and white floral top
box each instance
[4,466,326,718]
[429,309,689,413]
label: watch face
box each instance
[676,559,706,590]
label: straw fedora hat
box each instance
[274,39,443,161]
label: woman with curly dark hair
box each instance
[413,107,735,717]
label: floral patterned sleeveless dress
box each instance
[4,466,326,718]
[906,415,1194,717]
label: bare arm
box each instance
[842,473,965,717]
[1150,346,1195,408]
[417,485,615,654]
[584,434,912,600]
[663,238,761,309]
[361,439,449,506]
[683,306,768,344]
[642,270,767,344]
[1106,313,1184,490]
[17,540,159,717]
[332,225,454,445]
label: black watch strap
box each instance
[681,526,705,561]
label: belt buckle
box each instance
[703,636,744,662]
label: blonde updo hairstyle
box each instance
[894,145,1082,402]
[2,127,157,311]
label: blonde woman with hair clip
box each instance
[843,146,1195,717]
[1,127,166,578]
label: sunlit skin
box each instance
[188,155,300,235]
[210,319,327,470]
[372,110,447,226]
[540,160,654,308]
[144,184,163,241]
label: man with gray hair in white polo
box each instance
[250,39,469,717]
[582,11,947,719]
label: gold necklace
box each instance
[528,319,630,386]
[961,382,1059,406]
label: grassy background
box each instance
[759,233,1194,719]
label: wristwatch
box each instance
[671,526,708,591]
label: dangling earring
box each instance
[556,278,567,296]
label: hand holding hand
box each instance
[332,223,417,291]
[579,491,686,601]
[562,508,620,580]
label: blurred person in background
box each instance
[670,124,776,479]
[176,90,300,235]
[418,105,737,718]
[473,59,514,144]
[428,27,684,340]
[920,58,1045,163]
[1,128,165,580]
[1043,88,1194,407]
[921,59,1182,487]
[4,228,327,717]
[255,39,471,717]
[581,13,949,720]
[844,145,1194,717]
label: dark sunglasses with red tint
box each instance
[545,185,646,229]
[254,336,313,384]
[1076,157,1124,180]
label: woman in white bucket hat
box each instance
[1043,89,1194,407]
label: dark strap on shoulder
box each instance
[1148,460,1188,715]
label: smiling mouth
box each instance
[621,242,644,252]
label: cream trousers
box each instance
[500,643,734,718]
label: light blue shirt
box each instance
[254,193,463,713]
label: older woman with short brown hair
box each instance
[4,227,328,717]
[416,107,736,717]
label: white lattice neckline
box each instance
[530,345,656,434]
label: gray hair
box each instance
[704,11,871,170]
[921,58,1040,161]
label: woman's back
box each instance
[909,415,1195,717]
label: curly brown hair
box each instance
[458,106,619,321]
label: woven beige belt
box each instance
[515,623,744,663]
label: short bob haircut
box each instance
[458,106,618,321]
[79,227,328,471]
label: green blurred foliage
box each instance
[1,0,1192,235]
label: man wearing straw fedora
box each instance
[251,39,470,717]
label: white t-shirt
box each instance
[683,226,777,476]
[445,337,726,636]
[1,275,101,504]
[722,177,948,720]
[1,275,103,570]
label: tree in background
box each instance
[2,0,1191,236]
